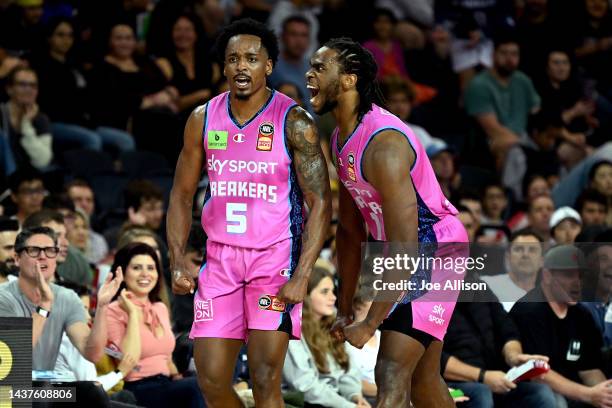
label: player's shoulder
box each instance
[285,104,316,130]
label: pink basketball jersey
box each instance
[332,104,458,242]
[201,91,303,249]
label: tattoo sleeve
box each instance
[285,106,332,279]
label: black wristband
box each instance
[36,306,51,318]
[478,368,486,383]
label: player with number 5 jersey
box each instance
[167,19,331,408]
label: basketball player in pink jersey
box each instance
[307,38,469,407]
[167,19,331,408]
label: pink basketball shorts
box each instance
[190,237,302,341]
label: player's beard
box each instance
[316,79,341,115]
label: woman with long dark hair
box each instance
[106,243,205,408]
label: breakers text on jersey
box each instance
[208,153,280,204]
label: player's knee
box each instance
[375,358,413,392]
[251,363,281,393]
[197,371,229,399]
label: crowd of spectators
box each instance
[1,0,612,407]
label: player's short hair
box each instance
[214,18,279,65]
[323,37,384,121]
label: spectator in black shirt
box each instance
[32,17,136,155]
[442,272,555,408]
[511,245,612,407]
[88,22,182,161]
[155,14,219,118]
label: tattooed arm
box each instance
[277,106,332,304]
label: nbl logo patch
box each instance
[256,122,274,151]
[347,152,357,181]
[258,295,286,312]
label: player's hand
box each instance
[277,275,308,304]
[330,315,352,342]
[483,370,516,394]
[343,320,376,349]
[172,266,195,295]
[98,267,123,307]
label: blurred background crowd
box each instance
[1,0,612,407]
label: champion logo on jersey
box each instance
[347,152,356,181]
[256,121,274,151]
[233,133,246,143]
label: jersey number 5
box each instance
[226,203,247,233]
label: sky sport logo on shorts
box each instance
[256,122,274,151]
[428,304,446,326]
[194,299,214,322]
[258,295,286,312]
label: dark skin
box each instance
[307,46,454,407]
[167,34,330,408]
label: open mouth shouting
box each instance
[307,84,320,107]
[234,75,252,90]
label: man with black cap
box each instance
[510,245,612,407]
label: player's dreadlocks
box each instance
[324,37,384,121]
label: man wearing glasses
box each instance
[0,226,123,370]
